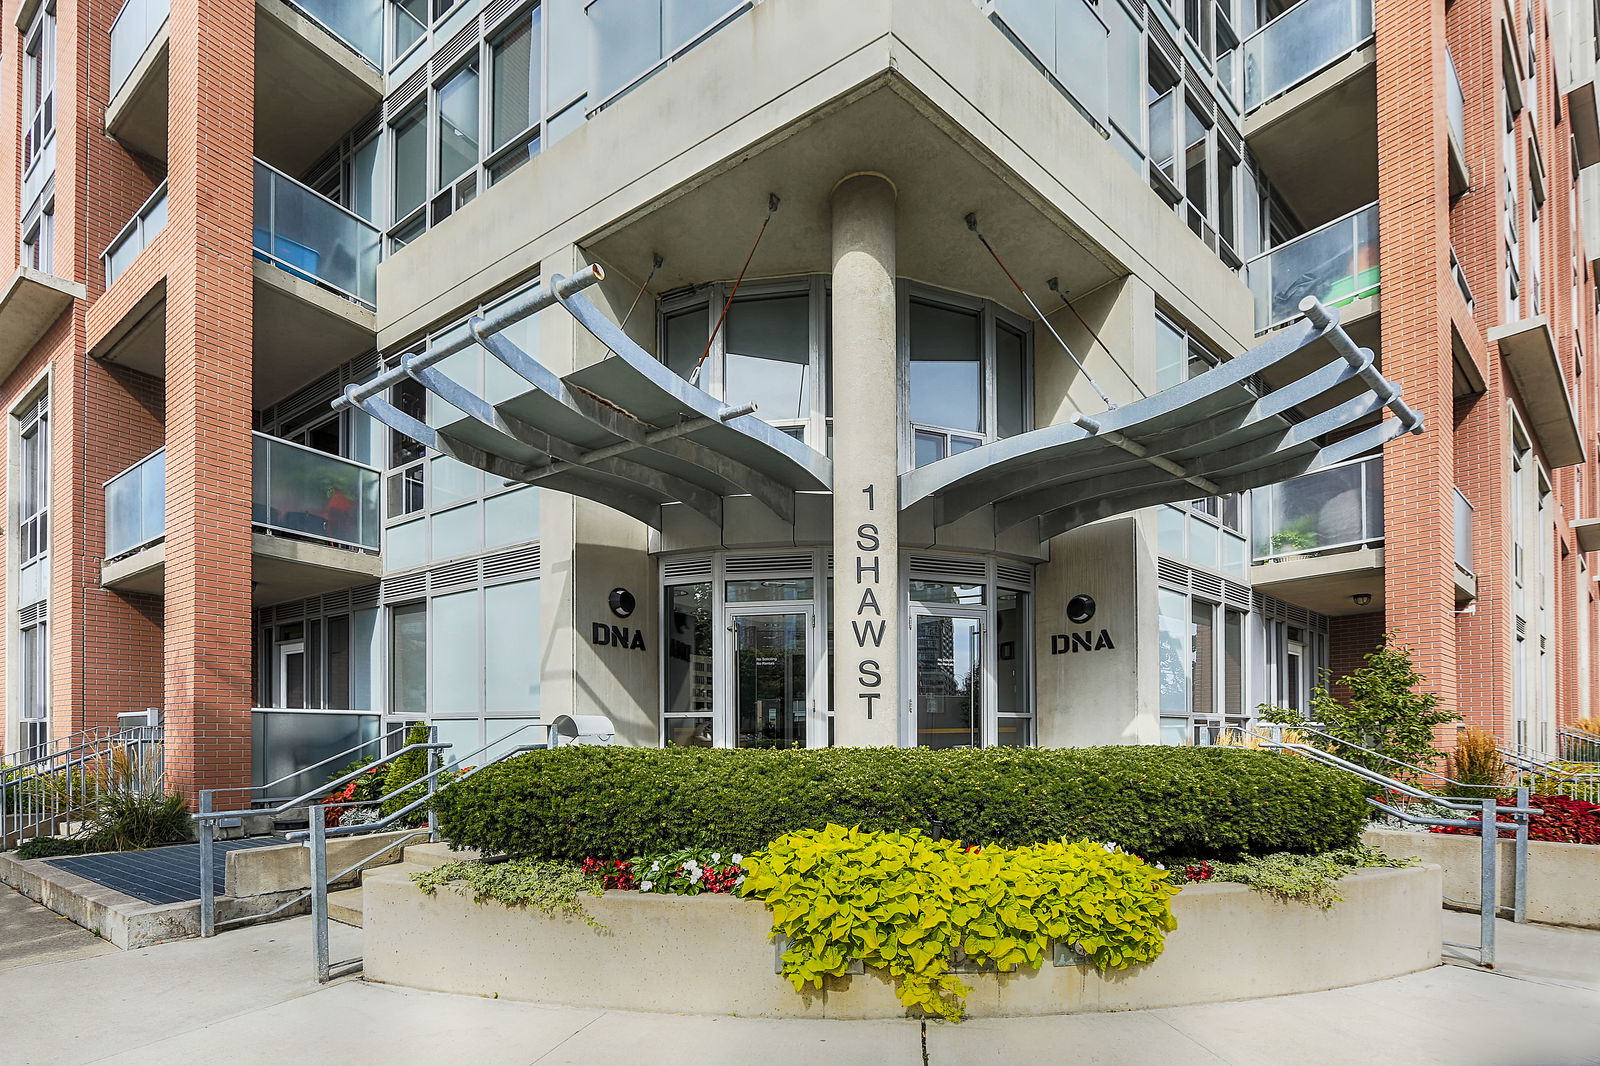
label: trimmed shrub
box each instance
[431,745,1371,862]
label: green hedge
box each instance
[432,746,1371,862]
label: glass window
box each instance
[431,589,480,714]
[19,397,49,564]
[437,61,481,190]
[996,588,1031,743]
[663,305,709,383]
[348,136,381,224]
[392,0,429,58]
[724,294,811,423]
[1190,600,1215,719]
[996,322,1028,439]
[326,614,352,709]
[1155,315,1186,390]
[485,581,539,710]
[725,578,814,602]
[1224,607,1244,718]
[1158,589,1189,720]
[392,105,428,221]
[23,7,54,173]
[909,300,982,432]
[664,583,713,724]
[491,10,540,152]
[390,602,427,718]
[909,580,985,606]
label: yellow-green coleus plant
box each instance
[737,825,1179,1022]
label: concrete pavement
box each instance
[0,882,114,973]
[2,900,1597,1065]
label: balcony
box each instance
[102,433,382,603]
[105,0,169,160]
[0,268,86,383]
[252,158,380,405]
[1490,316,1586,468]
[1445,47,1470,197]
[104,0,382,173]
[103,181,169,289]
[1243,0,1377,226]
[1245,202,1379,333]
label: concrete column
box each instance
[830,173,900,747]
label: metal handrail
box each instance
[204,722,404,805]
[0,726,164,849]
[196,734,442,823]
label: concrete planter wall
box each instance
[362,864,1442,1019]
[1364,827,1600,930]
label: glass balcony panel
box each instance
[1252,456,1382,560]
[104,448,166,559]
[103,182,169,289]
[1243,0,1374,111]
[252,433,381,552]
[991,0,1109,123]
[253,160,381,307]
[289,0,384,67]
[1246,203,1379,331]
[1454,487,1474,574]
[1445,47,1467,157]
[110,0,170,99]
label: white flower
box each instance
[1101,842,1119,853]
[1154,863,1166,870]
[690,868,704,884]
[640,881,654,892]
[731,854,744,865]
[710,852,722,862]
[650,862,661,872]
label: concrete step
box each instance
[402,842,480,869]
[327,886,364,928]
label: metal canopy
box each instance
[334,267,832,529]
[900,298,1423,539]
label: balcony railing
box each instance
[104,448,166,560]
[1245,202,1379,332]
[1445,46,1467,158]
[103,435,381,560]
[109,0,169,100]
[103,181,169,289]
[1252,454,1383,562]
[1454,486,1474,575]
[252,434,381,552]
[286,0,383,68]
[252,159,380,308]
[1243,0,1374,111]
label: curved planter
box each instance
[362,864,1442,1019]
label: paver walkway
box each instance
[1,903,1597,1065]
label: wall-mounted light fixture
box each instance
[1352,593,1373,607]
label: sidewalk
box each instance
[2,900,1597,1066]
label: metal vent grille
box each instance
[320,590,353,613]
[1146,13,1181,71]
[1157,558,1189,587]
[724,552,812,576]
[908,555,988,583]
[1222,579,1252,610]
[1192,571,1223,599]
[382,572,428,603]
[20,601,46,626]
[433,21,478,71]
[485,0,522,28]
[996,562,1035,590]
[661,556,714,582]
[482,544,540,582]
[430,559,478,591]
[1516,616,1527,637]
[389,67,428,116]
[350,584,381,609]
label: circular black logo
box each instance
[1066,594,1096,624]
[608,588,636,618]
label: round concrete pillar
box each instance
[830,173,900,747]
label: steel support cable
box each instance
[692,194,781,386]
[965,213,1117,411]
[1046,276,1146,399]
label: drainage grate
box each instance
[46,838,284,906]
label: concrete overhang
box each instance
[1249,547,1385,616]
[377,0,1255,355]
[253,261,376,407]
[1452,321,1486,398]
[91,282,167,378]
[1570,63,1600,168]
[0,267,84,380]
[104,22,169,162]
[102,534,381,604]
[1573,517,1600,553]
[1490,316,1587,468]
[255,0,382,176]
[1244,45,1377,227]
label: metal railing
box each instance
[1242,0,1374,111]
[253,159,380,308]
[103,447,166,559]
[251,434,381,552]
[109,0,169,100]
[1244,723,1538,966]
[1251,453,1383,561]
[1499,743,1600,803]
[103,181,169,289]
[1557,725,1600,763]
[1,725,164,849]
[103,434,380,558]
[1454,487,1474,575]
[1246,202,1380,331]
[284,0,383,68]
[193,721,547,984]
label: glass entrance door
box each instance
[913,611,982,748]
[729,609,809,748]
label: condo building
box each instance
[0,0,1597,793]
